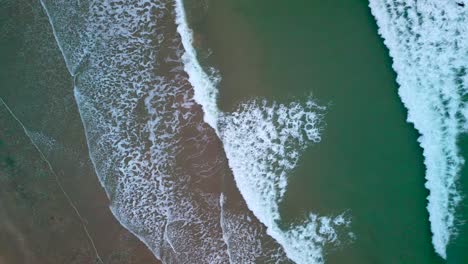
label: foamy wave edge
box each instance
[39,1,163,259]
[40,0,231,262]
[174,1,350,263]
[369,0,468,258]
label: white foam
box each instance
[42,0,232,262]
[43,0,350,262]
[174,0,220,131]
[369,0,467,258]
[219,100,322,225]
[218,193,292,263]
[174,1,351,262]
[219,100,350,264]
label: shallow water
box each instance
[2,0,467,263]
[192,0,466,263]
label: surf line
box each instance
[34,2,104,260]
[173,1,350,264]
[368,0,467,258]
[0,97,104,264]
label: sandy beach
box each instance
[0,0,160,263]
[0,104,160,264]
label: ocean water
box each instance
[369,1,468,262]
[191,0,467,263]
[5,0,467,263]
[38,0,293,262]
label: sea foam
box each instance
[369,0,468,258]
[41,0,232,262]
[40,0,296,262]
[174,1,350,263]
[174,0,220,131]
[41,0,350,262]
[218,100,350,264]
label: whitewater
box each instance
[369,0,468,259]
[38,0,351,263]
[174,0,351,263]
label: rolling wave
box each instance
[40,0,291,262]
[39,0,351,262]
[175,1,351,263]
[369,0,468,258]
[41,0,230,262]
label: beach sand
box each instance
[0,0,280,262]
[0,0,159,263]
[0,105,159,264]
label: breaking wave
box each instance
[39,0,294,262]
[218,100,350,264]
[369,0,468,258]
[175,1,351,263]
[39,0,350,262]
[41,0,230,262]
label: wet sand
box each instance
[0,105,159,264]
[160,3,289,261]
[0,0,280,261]
[0,1,159,263]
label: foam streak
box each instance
[369,0,468,258]
[174,1,350,263]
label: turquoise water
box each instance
[192,0,467,263]
[2,0,467,263]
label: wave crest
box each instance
[369,0,468,258]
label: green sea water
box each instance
[2,0,467,263]
[189,0,461,263]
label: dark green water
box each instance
[192,0,447,263]
[2,0,466,263]
[449,136,468,264]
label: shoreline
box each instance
[0,1,160,263]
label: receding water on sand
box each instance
[2,0,467,263]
